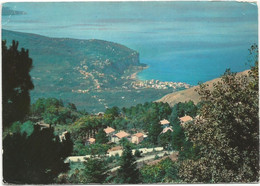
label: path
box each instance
[65,147,165,163]
[110,150,175,172]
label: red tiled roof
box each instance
[88,138,95,143]
[179,115,193,122]
[161,127,173,134]
[134,132,144,138]
[104,127,115,134]
[115,131,130,139]
[160,119,170,125]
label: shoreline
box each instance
[129,65,192,90]
[130,65,149,81]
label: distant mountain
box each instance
[2,29,173,112]
[156,70,249,106]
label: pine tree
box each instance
[79,157,108,183]
[116,144,141,183]
[2,40,34,128]
[3,125,73,184]
[95,129,108,144]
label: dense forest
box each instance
[2,40,259,184]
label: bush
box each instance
[134,149,142,157]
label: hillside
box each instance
[2,29,175,111]
[156,70,250,106]
[2,29,144,89]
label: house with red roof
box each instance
[86,137,96,145]
[179,115,193,126]
[160,119,170,128]
[104,126,116,140]
[112,130,130,143]
[131,132,144,144]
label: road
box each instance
[65,147,164,163]
[110,150,174,172]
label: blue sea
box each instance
[2,2,258,85]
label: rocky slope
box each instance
[156,70,249,106]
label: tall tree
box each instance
[179,45,259,183]
[79,157,108,183]
[115,144,141,183]
[3,125,73,184]
[95,128,108,144]
[2,40,34,128]
[148,119,161,145]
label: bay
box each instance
[2,1,258,85]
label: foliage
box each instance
[169,100,198,124]
[31,98,79,125]
[105,106,120,119]
[148,120,161,145]
[134,149,142,157]
[141,158,179,183]
[2,40,34,128]
[115,144,141,183]
[65,157,109,184]
[6,120,34,137]
[123,102,171,130]
[20,121,34,137]
[171,122,185,151]
[73,143,109,156]
[3,125,73,184]
[68,102,77,111]
[158,130,172,149]
[80,157,109,183]
[179,45,259,183]
[95,129,109,144]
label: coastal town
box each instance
[131,79,191,90]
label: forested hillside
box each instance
[2,29,176,112]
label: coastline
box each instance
[130,65,149,81]
[129,64,191,90]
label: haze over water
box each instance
[2,2,258,85]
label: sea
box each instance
[2,1,258,85]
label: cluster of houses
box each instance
[87,127,148,145]
[131,79,191,90]
[86,115,194,145]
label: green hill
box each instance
[2,29,173,112]
[156,70,249,106]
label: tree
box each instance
[2,40,34,128]
[79,157,109,183]
[95,129,108,144]
[134,149,142,157]
[158,130,172,149]
[68,102,77,111]
[105,106,120,118]
[141,158,179,183]
[169,101,198,124]
[171,122,185,151]
[179,45,259,183]
[115,144,141,183]
[3,125,73,184]
[148,120,161,145]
